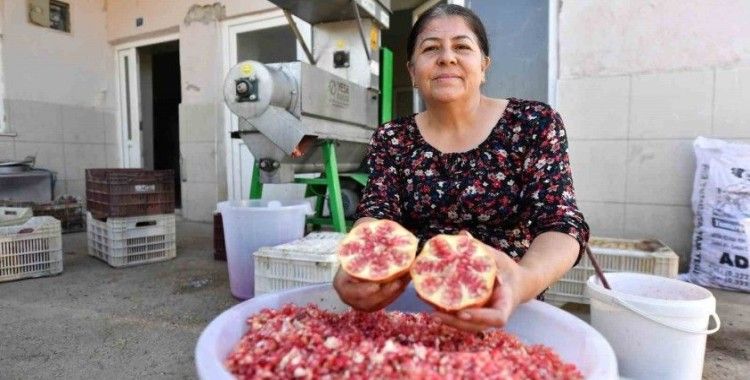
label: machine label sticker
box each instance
[328,79,350,108]
[135,184,156,193]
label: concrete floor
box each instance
[0,219,747,379]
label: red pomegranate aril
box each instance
[226,304,583,380]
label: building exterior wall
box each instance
[104,0,278,222]
[105,0,276,44]
[0,0,117,201]
[556,0,750,269]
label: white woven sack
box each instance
[689,137,750,292]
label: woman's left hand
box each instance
[433,244,527,333]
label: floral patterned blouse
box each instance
[356,98,589,260]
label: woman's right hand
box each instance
[333,267,410,312]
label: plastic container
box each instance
[86,168,175,219]
[87,212,176,268]
[0,216,63,282]
[195,284,618,380]
[217,200,313,300]
[254,232,345,295]
[546,237,679,305]
[0,207,33,227]
[587,273,721,380]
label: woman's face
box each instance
[408,16,489,105]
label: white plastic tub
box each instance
[195,284,618,379]
[217,200,312,300]
[587,273,720,380]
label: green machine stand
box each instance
[248,48,393,233]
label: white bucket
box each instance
[217,199,312,300]
[587,273,721,380]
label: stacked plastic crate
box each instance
[85,169,176,268]
[545,237,679,305]
[1,207,63,283]
[253,232,345,295]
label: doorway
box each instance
[139,41,182,208]
[114,35,182,207]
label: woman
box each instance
[334,4,589,332]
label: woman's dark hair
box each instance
[407,4,489,62]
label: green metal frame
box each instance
[380,47,393,124]
[249,141,362,233]
[249,162,263,199]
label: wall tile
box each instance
[181,142,217,183]
[577,201,625,238]
[7,100,62,142]
[568,139,627,202]
[630,70,713,138]
[624,204,694,271]
[181,182,216,222]
[105,144,121,167]
[15,142,65,179]
[64,144,106,181]
[0,140,15,158]
[62,105,105,144]
[179,103,218,143]
[557,75,630,140]
[625,139,695,206]
[714,66,750,138]
[103,111,119,145]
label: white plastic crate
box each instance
[0,206,32,227]
[254,232,345,295]
[87,212,176,268]
[0,216,63,282]
[545,237,679,305]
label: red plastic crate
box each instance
[86,169,175,219]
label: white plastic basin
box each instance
[196,284,618,379]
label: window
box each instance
[49,1,71,32]
[28,0,71,33]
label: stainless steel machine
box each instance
[223,0,392,232]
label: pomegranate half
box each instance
[337,220,419,283]
[411,233,498,312]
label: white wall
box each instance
[556,0,750,269]
[101,0,282,221]
[0,0,118,200]
[105,0,276,43]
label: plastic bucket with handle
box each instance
[587,272,720,380]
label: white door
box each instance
[116,48,141,168]
[223,12,311,200]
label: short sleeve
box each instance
[355,123,405,222]
[518,107,590,262]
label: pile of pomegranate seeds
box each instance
[226,304,582,379]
